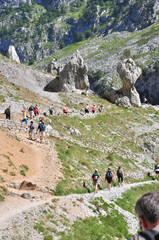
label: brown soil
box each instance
[0,128,63,195]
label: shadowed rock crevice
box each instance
[135,62,159,105]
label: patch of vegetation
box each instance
[20,170,26,176]
[0,94,5,102]
[115,182,159,214]
[44,235,53,240]
[34,221,46,233]
[20,164,29,171]
[0,186,8,201]
[59,208,131,240]
[20,148,25,153]
[10,172,16,176]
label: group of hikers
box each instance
[92,166,124,193]
[4,104,46,143]
[85,104,104,114]
[28,117,46,143]
[4,103,104,122]
[92,163,159,193]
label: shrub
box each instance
[54,183,65,196]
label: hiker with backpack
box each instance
[92,169,101,193]
[37,119,46,143]
[28,120,34,140]
[154,163,159,181]
[128,191,159,240]
[117,166,124,186]
[4,106,11,119]
[34,105,39,117]
[29,104,34,119]
[98,104,104,113]
[49,104,55,115]
[85,104,90,113]
[105,167,113,190]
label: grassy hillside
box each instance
[0,70,158,197]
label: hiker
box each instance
[98,104,104,113]
[85,104,90,113]
[92,104,96,113]
[105,167,113,190]
[34,105,39,117]
[128,191,159,240]
[28,120,34,140]
[37,120,46,143]
[117,166,124,186]
[63,105,68,115]
[92,169,101,193]
[4,106,11,119]
[21,109,27,124]
[49,104,55,115]
[154,163,159,180]
[29,104,34,119]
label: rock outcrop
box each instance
[0,0,31,9]
[47,58,63,75]
[104,58,142,108]
[6,45,20,63]
[44,51,90,92]
[135,61,159,105]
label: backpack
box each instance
[39,123,45,131]
[117,169,122,176]
[155,164,159,172]
[139,229,159,240]
[30,123,34,130]
[107,171,112,178]
[29,106,34,111]
[92,172,99,181]
[5,108,10,115]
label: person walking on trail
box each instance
[128,191,159,240]
[37,120,46,143]
[98,104,104,113]
[85,104,90,113]
[117,166,124,186]
[92,169,101,193]
[63,105,68,115]
[34,105,39,117]
[4,106,11,119]
[21,109,27,124]
[49,104,55,115]
[92,104,96,113]
[28,120,34,140]
[105,167,113,190]
[29,104,34,119]
[154,162,159,181]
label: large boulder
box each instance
[6,45,20,63]
[44,51,90,92]
[104,58,142,108]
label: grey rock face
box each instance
[6,45,20,63]
[47,58,63,75]
[44,51,90,92]
[103,58,142,108]
[0,0,31,9]
[117,58,141,107]
[135,62,159,105]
